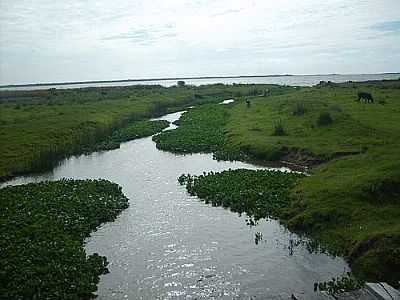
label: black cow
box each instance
[358,92,374,103]
[246,99,251,108]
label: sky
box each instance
[0,0,399,85]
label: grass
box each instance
[163,79,400,285]
[0,179,129,299]
[283,144,400,284]
[224,80,400,162]
[0,83,281,180]
[152,104,226,154]
[84,120,169,153]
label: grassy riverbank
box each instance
[225,79,400,284]
[0,83,279,181]
[84,119,169,153]
[167,79,400,285]
[0,179,129,299]
[153,104,226,154]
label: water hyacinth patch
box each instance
[179,169,304,221]
[0,179,129,299]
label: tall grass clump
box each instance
[317,112,333,126]
[272,119,286,136]
[293,102,307,116]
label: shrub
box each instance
[317,112,333,126]
[272,119,286,136]
[329,104,342,112]
[293,102,306,116]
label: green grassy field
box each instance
[224,80,400,163]
[224,80,400,283]
[161,79,400,285]
[0,83,278,180]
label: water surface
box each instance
[1,73,398,91]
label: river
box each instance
[1,111,349,299]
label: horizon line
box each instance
[1,72,399,88]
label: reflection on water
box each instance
[1,111,349,299]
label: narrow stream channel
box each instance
[2,111,349,299]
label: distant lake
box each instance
[1,73,399,91]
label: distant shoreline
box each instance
[1,73,399,89]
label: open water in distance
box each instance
[1,73,398,91]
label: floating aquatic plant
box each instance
[178,169,304,221]
[0,179,129,299]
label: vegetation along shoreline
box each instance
[155,79,400,287]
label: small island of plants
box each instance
[0,179,129,299]
[178,169,304,221]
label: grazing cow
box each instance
[358,92,374,103]
[246,99,251,108]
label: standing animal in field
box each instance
[246,99,251,108]
[357,92,374,103]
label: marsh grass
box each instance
[272,119,286,136]
[153,104,226,153]
[0,83,284,180]
[293,102,307,116]
[317,111,333,126]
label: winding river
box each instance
[2,111,349,299]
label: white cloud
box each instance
[0,0,399,84]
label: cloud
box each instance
[0,0,400,85]
[210,8,245,18]
[369,20,400,32]
[101,24,176,45]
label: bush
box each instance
[378,99,387,105]
[317,112,333,126]
[272,119,286,136]
[293,102,306,116]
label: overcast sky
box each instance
[0,0,399,85]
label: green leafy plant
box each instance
[0,179,129,299]
[178,169,304,220]
[314,272,363,295]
